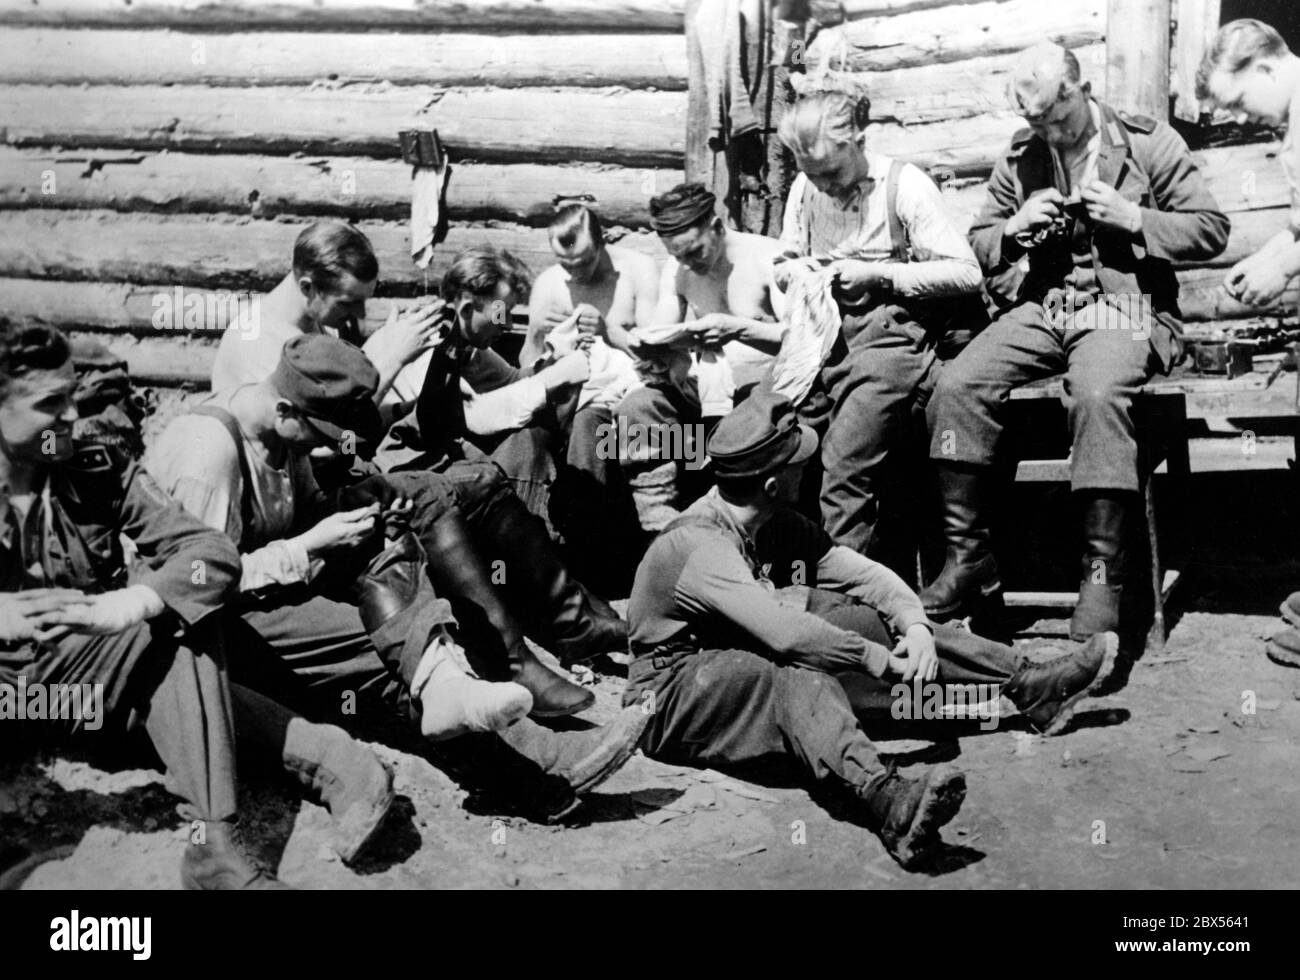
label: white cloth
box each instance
[411,160,451,270]
[767,265,841,408]
[543,311,639,412]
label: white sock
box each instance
[413,631,533,741]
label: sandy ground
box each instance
[4,558,1299,890]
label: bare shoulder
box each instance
[609,245,660,277]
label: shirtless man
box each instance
[616,182,787,530]
[518,205,659,573]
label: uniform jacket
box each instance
[971,99,1230,370]
[1,444,241,672]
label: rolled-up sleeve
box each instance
[889,164,984,298]
[460,348,548,435]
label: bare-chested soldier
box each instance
[616,182,787,530]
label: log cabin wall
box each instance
[0,0,1290,392]
[0,0,691,387]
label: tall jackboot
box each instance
[918,462,1002,619]
[355,528,535,733]
[476,492,629,666]
[418,510,595,718]
[1070,492,1134,641]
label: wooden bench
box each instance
[1002,359,1300,651]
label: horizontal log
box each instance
[0,28,689,89]
[863,43,1106,126]
[0,277,534,339]
[0,148,681,227]
[0,0,687,31]
[0,208,666,292]
[64,330,219,386]
[0,84,687,167]
[808,0,1105,73]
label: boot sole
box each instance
[886,767,967,871]
[565,711,651,797]
[1039,631,1119,737]
[528,688,595,719]
[1265,637,1300,668]
[333,763,397,866]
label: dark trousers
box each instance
[8,619,239,823]
[928,300,1164,491]
[624,589,1024,795]
[817,305,940,570]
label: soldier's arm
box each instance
[674,536,891,676]
[1138,123,1231,263]
[969,148,1027,273]
[116,462,241,626]
[880,164,984,298]
[816,545,930,637]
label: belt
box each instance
[632,640,698,671]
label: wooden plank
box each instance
[1172,0,1221,121]
[1105,0,1172,118]
[0,0,687,31]
[806,0,1105,73]
[0,208,667,292]
[865,43,1107,126]
[1178,266,1299,321]
[1193,141,1290,213]
[0,27,689,90]
[0,276,536,338]
[0,84,688,168]
[0,148,680,228]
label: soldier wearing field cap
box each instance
[625,390,1119,869]
[923,41,1230,639]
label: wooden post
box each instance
[1106,0,1174,118]
[1172,0,1222,122]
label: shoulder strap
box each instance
[885,158,910,263]
[188,405,255,548]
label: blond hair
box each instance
[778,79,872,158]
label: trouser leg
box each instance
[614,383,703,533]
[627,648,886,792]
[1060,303,1160,492]
[27,620,241,823]
[818,311,934,572]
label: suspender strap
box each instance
[885,158,910,264]
[188,405,255,549]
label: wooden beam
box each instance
[0,84,687,168]
[806,0,1106,73]
[0,277,461,337]
[0,148,680,228]
[0,27,689,90]
[1172,0,1222,122]
[1105,0,1173,117]
[0,209,666,292]
[0,0,687,31]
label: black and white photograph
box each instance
[0,0,1295,930]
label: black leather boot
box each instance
[418,510,595,718]
[354,530,459,693]
[181,819,293,890]
[476,493,628,666]
[1069,492,1133,641]
[856,764,967,871]
[918,463,1002,620]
